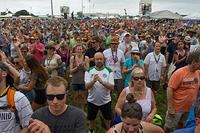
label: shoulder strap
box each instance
[7,88,16,112]
[7,88,20,124]
[113,126,118,133]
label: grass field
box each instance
[65,81,168,133]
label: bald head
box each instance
[94,52,104,69]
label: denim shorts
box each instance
[72,84,86,91]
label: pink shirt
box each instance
[31,43,45,63]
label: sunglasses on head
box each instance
[132,76,145,81]
[46,91,68,100]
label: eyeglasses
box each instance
[46,91,67,100]
[132,76,145,81]
[14,62,19,65]
[21,51,27,53]
[131,53,140,55]
[91,41,96,44]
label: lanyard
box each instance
[111,50,118,64]
[153,53,160,64]
[0,86,10,96]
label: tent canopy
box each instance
[150,10,182,19]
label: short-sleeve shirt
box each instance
[124,58,144,87]
[144,52,166,81]
[103,49,125,79]
[172,126,195,133]
[0,90,33,133]
[31,106,86,133]
[84,66,114,106]
[168,67,200,112]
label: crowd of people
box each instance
[0,18,200,133]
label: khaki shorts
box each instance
[165,110,189,129]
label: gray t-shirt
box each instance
[31,105,86,133]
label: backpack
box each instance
[0,87,20,124]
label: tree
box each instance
[1,12,7,15]
[14,10,30,16]
[77,11,84,18]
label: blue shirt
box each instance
[186,103,196,128]
[172,126,195,133]
[124,58,144,87]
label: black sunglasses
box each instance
[46,91,67,100]
[131,53,140,55]
[132,76,145,81]
[14,62,19,65]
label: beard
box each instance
[96,63,104,68]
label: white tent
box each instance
[150,10,182,19]
[183,15,200,20]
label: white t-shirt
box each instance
[144,52,166,81]
[118,41,138,59]
[84,67,114,106]
[103,49,125,79]
[0,91,33,133]
[44,54,61,77]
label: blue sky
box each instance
[0,0,199,16]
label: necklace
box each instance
[132,87,145,98]
[46,54,54,66]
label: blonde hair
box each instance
[129,67,145,87]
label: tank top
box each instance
[72,55,85,84]
[125,87,152,121]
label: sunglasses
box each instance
[14,62,19,65]
[131,53,140,55]
[46,91,67,100]
[21,51,27,53]
[46,47,54,50]
[132,76,145,81]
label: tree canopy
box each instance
[14,10,30,16]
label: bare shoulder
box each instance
[141,121,164,133]
[107,123,122,133]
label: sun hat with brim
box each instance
[45,42,56,50]
[184,36,191,43]
[130,47,140,53]
[0,61,10,74]
[110,37,119,44]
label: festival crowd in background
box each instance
[1,18,200,133]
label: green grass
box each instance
[66,79,168,133]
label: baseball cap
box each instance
[110,37,119,44]
[124,32,130,36]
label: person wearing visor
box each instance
[123,47,144,87]
[28,76,86,133]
